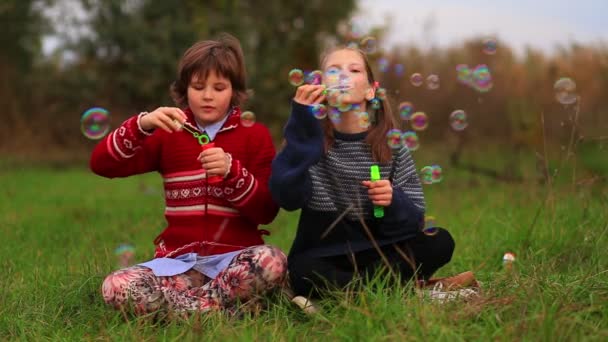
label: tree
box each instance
[0,0,49,138]
[56,0,356,140]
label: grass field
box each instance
[0,149,607,341]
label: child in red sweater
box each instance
[91,33,286,315]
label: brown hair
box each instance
[170,33,248,108]
[320,47,397,164]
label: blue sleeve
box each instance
[379,187,424,235]
[269,101,324,211]
[374,146,425,236]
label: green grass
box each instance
[0,154,607,341]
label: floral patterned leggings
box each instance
[101,245,287,315]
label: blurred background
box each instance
[1,0,606,182]
[2,2,607,339]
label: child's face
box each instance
[187,71,233,126]
[322,49,374,106]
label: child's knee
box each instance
[252,245,288,285]
[101,266,149,307]
[102,271,128,306]
[436,228,455,265]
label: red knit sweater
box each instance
[90,107,279,257]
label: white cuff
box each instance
[137,112,154,136]
[223,153,233,179]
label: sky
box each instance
[357,0,608,54]
[43,0,608,56]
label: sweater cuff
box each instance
[380,188,424,229]
[222,158,256,204]
[106,114,150,160]
[287,100,324,139]
[136,112,154,136]
[223,153,233,179]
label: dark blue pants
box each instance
[288,228,455,297]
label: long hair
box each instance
[320,47,397,163]
[170,33,248,108]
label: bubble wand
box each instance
[370,165,384,218]
[178,121,223,183]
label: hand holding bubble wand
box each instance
[370,165,384,218]
[175,120,224,183]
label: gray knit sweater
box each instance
[270,101,427,257]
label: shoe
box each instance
[281,286,319,315]
[421,271,480,290]
[416,271,480,303]
[418,282,480,303]
[291,296,319,314]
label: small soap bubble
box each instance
[347,42,359,49]
[337,94,352,112]
[554,77,577,105]
[327,89,341,107]
[305,70,323,85]
[386,128,403,149]
[398,101,414,120]
[410,112,428,131]
[410,73,424,87]
[338,73,351,91]
[311,104,327,119]
[288,68,304,86]
[370,98,381,110]
[430,164,443,183]
[420,166,434,185]
[420,165,442,184]
[449,109,468,131]
[376,87,387,101]
[240,111,256,127]
[358,111,371,129]
[324,66,341,86]
[422,226,439,236]
[394,63,405,77]
[401,131,419,151]
[482,38,498,55]
[360,36,378,54]
[329,107,341,124]
[472,64,493,92]
[114,243,135,268]
[81,107,110,140]
[456,64,473,86]
[378,57,390,73]
[425,74,440,90]
[348,17,365,40]
[424,215,437,229]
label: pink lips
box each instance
[200,106,215,112]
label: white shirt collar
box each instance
[195,110,231,141]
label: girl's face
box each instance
[322,49,374,106]
[187,71,233,126]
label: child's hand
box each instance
[294,85,326,105]
[198,147,230,178]
[140,107,187,133]
[361,180,393,206]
